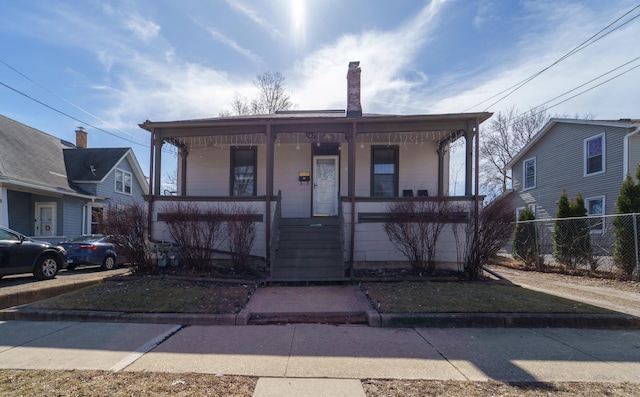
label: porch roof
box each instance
[139,111,492,138]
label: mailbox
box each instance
[299,171,310,183]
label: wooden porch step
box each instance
[271,217,345,281]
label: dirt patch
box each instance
[363,379,640,396]
[0,370,257,397]
[2,370,638,396]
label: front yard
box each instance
[29,274,613,315]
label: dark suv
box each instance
[0,226,67,280]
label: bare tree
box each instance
[480,107,550,199]
[221,71,295,116]
[251,71,293,114]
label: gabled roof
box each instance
[64,148,130,181]
[64,147,149,195]
[0,114,149,197]
[0,114,79,195]
[506,118,640,170]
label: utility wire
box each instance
[0,59,146,145]
[463,4,640,112]
[528,55,640,114]
[528,61,640,117]
[0,79,148,148]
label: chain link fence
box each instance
[511,213,640,278]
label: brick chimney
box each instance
[75,126,87,148]
[346,61,362,118]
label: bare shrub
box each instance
[383,199,452,275]
[225,204,257,273]
[162,202,224,273]
[463,194,515,279]
[101,203,155,275]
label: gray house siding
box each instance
[76,183,97,195]
[96,157,145,207]
[62,196,84,238]
[7,190,32,234]
[512,123,628,219]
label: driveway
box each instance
[487,266,640,317]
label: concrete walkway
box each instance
[1,320,640,395]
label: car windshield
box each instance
[68,235,104,243]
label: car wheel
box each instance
[102,255,116,271]
[34,255,59,280]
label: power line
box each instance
[0,79,148,148]
[528,60,640,117]
[464,4,640,112]
[529,55,640,114]
[0,58,147,145]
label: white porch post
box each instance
[0,187,8,227]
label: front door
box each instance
[34,202,56,237]
[313,155,339,216]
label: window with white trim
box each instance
[584,133,605,176]
[586,196,605,233]
[523,157,536,190]
[115,169,132,194]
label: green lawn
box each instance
[364,281,614,314]
[30,277,614,315]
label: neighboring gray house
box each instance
[506,118,640,228]
[0,114,148,242]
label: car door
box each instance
[0,228,31,273]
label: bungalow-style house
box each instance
[0,114,148,243]
[140,62,492,280]
[506,118,640,249]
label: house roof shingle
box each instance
[0,114,76,193]
[63,148,130,181]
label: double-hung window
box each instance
[586,196,605,233]
[523,157,536,190]
[115,169,132,194]
[230,147,256,196]
[371,146,398,197]
[584,133,605,176]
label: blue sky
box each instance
[1,0,639,178]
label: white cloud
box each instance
[225,0,284,38]
[124,14,161,41]
[286,0,449,113]
[205,27,264,64]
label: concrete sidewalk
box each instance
[1,321,640,395]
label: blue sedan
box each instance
[60,235,121,271]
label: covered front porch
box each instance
[141,111,490,280]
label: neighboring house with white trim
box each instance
[506,118,640,234]
[0,114,148,243]
[139,62,492,280]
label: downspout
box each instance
[265,124,272,265]
[623,125,640,180]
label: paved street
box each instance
[2,320,640,385]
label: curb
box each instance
[0,279,105,310]
[2,306,640,329]
[378,312,640,329]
